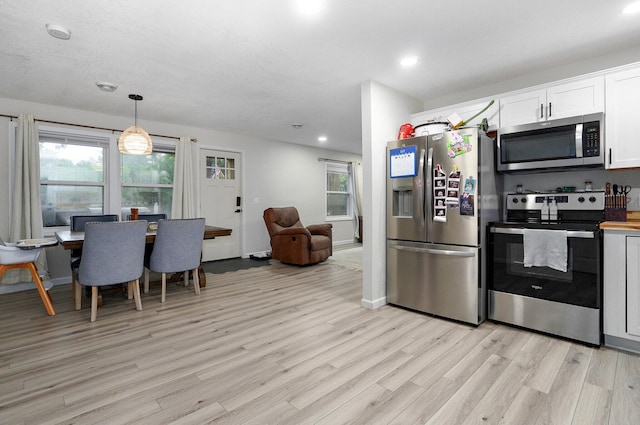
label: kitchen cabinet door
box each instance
[499,89,546,127]
[546,77,604,120]
[605,67,640,169]
[627,236,640,337]
[499,77,604,127]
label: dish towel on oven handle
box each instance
[523,229,568,273]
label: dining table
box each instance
[55,224,232,287]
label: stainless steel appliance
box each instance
[386,128,501,325]
[488,191,604,345]
[497,112,604,173]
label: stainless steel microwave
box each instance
[497,112,604,173]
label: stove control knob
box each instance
[589,196,597,203]
[578,196,585,203]
[521,197,527,203]
[512,198,518,204]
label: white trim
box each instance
[361,296,387,309]
[325,161,353,220]
[38,124,113,231]
[196,142,246,258]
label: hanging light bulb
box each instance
[118,94,152,154]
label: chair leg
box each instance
[73,273,83,311]
[192,268,200,295]
[131,279,143,311]
[143,268,150,293]
[91,287,99,322]
[184,271,189,287]
[161,273,167,303]
[26,262,56,316]
[127,281,133,300]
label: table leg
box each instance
[199,266,207,287]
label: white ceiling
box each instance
[1,0,640,154]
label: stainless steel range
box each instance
[488,191,604,345]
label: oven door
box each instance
[488,226,601,308]
[488,225,602,344]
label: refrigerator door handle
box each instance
[426,147,433,224]
[418,148,426,224]
[392,245,476,257]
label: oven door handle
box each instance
[392,245,476,257]
[490,227,595,239]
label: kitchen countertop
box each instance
[600,220,640,231]
[600,211,640,230]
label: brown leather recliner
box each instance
[263,207,332,265]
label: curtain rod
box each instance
[0,113,197,142]
[318,157,358,165]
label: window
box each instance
[325,162,352,219]
[39,131,109,227]
[38,126,176,227]
[205,155,235,180]
[121,149,175,219]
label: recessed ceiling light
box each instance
[294,0,325,16]
[46,23,71,40]
[96,82,118,92]
[292,123,303,129]
[400,56,418,67]
[623,1,640,14]
[318,136,328,142]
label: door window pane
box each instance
[206,155,236,180]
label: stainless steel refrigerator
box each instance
[386,127,500,325]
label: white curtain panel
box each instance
[349,162,363,239]
[2,114,47,284]
[171,136,197,219]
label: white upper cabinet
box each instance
[499,77,604,127]
[605,67,640,169]
[411,98,499,131]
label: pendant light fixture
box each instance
[118,94,152,155]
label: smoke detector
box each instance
[96,82,118,92]
[46,24,71,40]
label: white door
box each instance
[199,149,242,261]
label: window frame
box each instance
[120,143,176,219]
[325,161,353,221]
[38,125,113,233]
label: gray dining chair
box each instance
[69,214,119,306]
[76,220,148,322]
[145,218,205,303]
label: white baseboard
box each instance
[333,239,359,247]
[361,296,386,309]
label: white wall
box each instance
[360,81,423,309]
[0,98,361,283]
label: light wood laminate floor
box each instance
[1,260,639,425]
